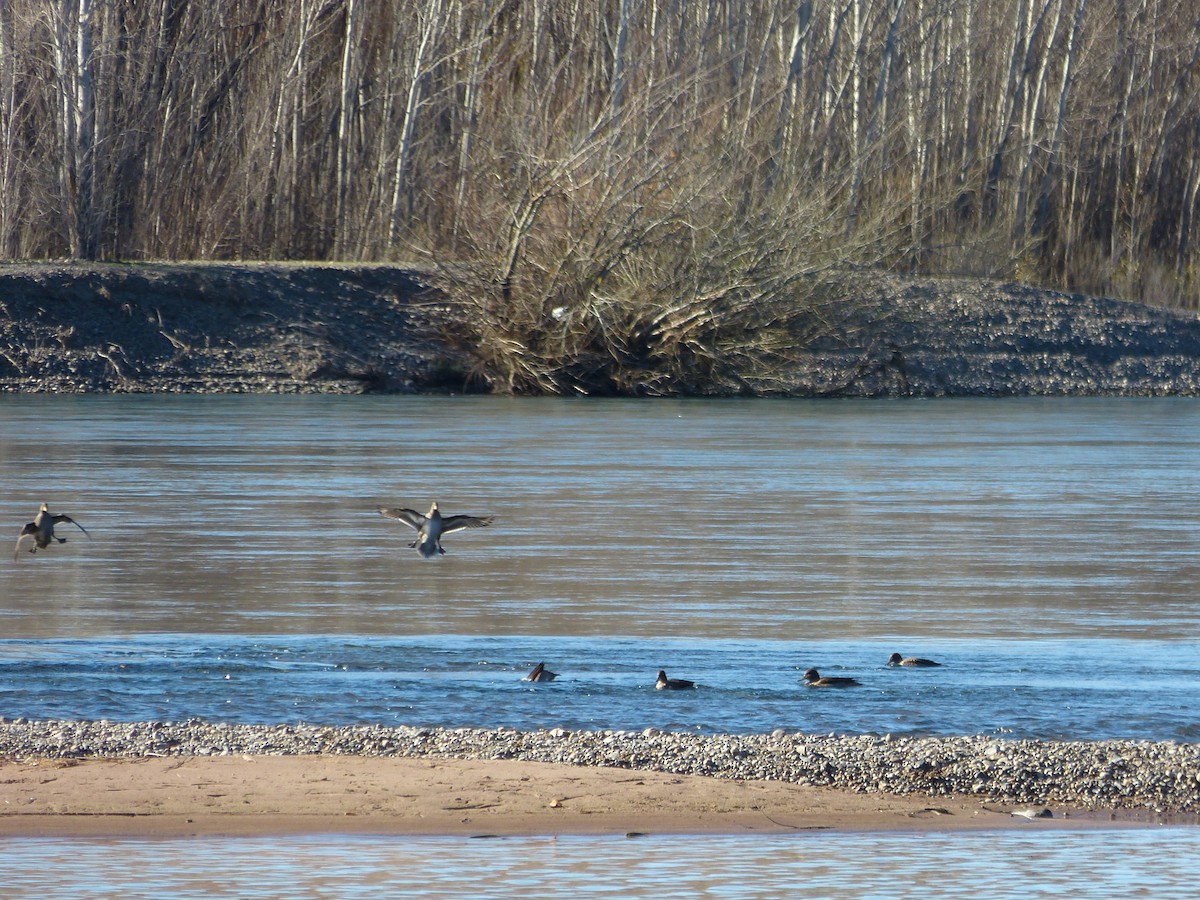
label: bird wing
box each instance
[378,507,426,531]
[13,523,36,560]
[439,514,495,534]
[53,515,90,538]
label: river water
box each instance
[2,395,1199,892]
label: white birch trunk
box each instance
[335,0,362,258]
[390,0,450,247]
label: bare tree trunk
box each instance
[389,0,450,248]
[73,0,97,258]
[334,0,363,258]
[0,2,17,256]
[848,0,907,232]
[777,0,813,152]
[983,0,1032,226]
[451,7,486,244]
[49,0,99,259]
[1108,0,1140,262]
[610,0,633,118]
[265,0,320,256]
[956,0,975,205]
[1014,0,1064,242]
[850,0,863,158]
[1032,0,1087,244]
[906,0,927,261]
[1179,130,1200,285]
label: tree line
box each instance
[1,1,1198,387]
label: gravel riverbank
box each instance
[4,262,1200,396]
[3,719,1197,815]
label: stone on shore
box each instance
[1,718,1196,814]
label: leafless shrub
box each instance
[427,78,908,394]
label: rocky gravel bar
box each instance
[2,718,1198,814]
[6,263,1200,396]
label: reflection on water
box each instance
[6,831,1200,897]
[2,395,1200,641]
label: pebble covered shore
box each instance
[2,718,1198,814]
[6,264,1200,397]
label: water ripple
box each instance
[2,634,1197,741]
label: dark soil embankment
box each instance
[0,262,467,394]
[2,262,1199,396]
[794,279,1200,397]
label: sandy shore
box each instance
[0,755,1189,838]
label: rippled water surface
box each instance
[2,632,1197,740]
[3,395,1199,890]
[7,831,1200,897]
[2,395,1199,739]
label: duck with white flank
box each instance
[887,652,942,667]
[656,670,695,690]
[377,501,494,558]
[13,502,90,561]
[525,662,558,682]
[801,668,860,687]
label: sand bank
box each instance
[0,756,1187,838]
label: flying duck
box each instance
[887,653,942,667]
[525,662,558,682]
[13,502,90,560]
[801,668,860,687]
[378,501,494,558]
[656,670,695,690]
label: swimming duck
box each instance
[525,662,558,682]
[656,670,695,690]
[13,502,90,560]
[887,653,942,667]
[378,501,494,558]
[801,668,860,687]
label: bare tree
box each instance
[0,0,1196,310]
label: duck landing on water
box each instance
[13,502,91,560]
[377,501,494,558]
